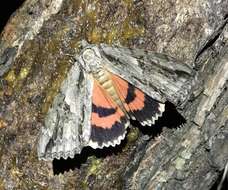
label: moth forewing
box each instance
[99,46,164,103]
[37,62,93,160]
[99,44,194,107]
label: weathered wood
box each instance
[0,0,227,189]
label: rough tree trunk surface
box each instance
[0,0,227,190]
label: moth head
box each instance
[80,47,102,73]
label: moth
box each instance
[37,41,194,160]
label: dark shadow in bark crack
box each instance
[210,168,228,190]
[53,138,127,175]
[138,101,186,137]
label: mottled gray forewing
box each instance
[37,62,93,160]
[99,44,194,107]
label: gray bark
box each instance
[0,0,227,189]
[124,19,228,189]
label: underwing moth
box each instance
[37,41,194,160]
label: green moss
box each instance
[81,157,102,189]
[121,20,144,40]
[41,56,71,114]
[74,0,145,44]
[127,128,139,143]
[0,119,7,129]
[0,178,5,190]
[87,27,103,43]
[4,55,32,97]
[4,70,16,84]
[123,0,134,7]
[105,28,119,44]
[81,180,88,190]
[88,158,102,175]
[18,67,29,80]
[39,26,76,114]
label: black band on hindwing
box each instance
[92,104,117,117]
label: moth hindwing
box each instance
[37,42,194,160]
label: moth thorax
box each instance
[82,48,102,73]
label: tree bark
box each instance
[0,0,227,189]
[123,18,228,189]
